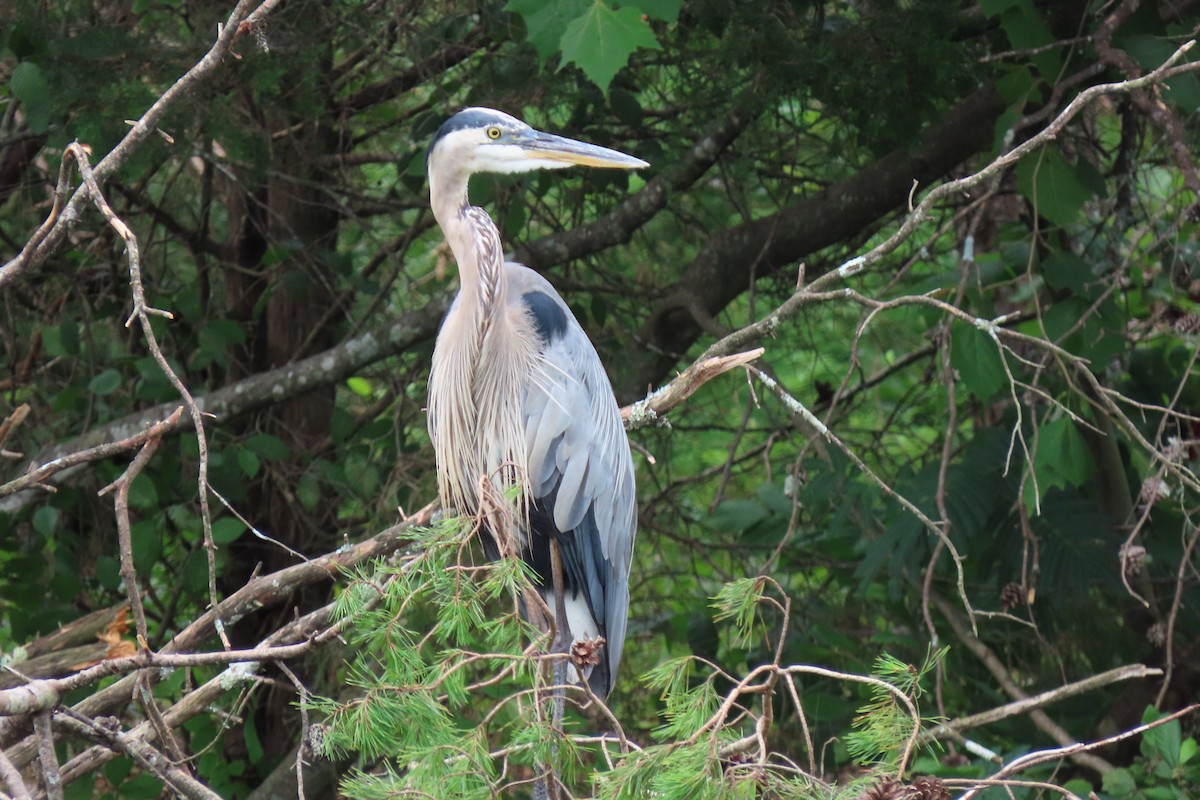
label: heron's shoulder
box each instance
[503,262,563,297]
[505,263,577,344]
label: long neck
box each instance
[430,166,505,320]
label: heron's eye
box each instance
[486,127,502,140]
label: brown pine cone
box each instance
[908,775,951,800]
[857,779,906,800]
[999,582,1023,611]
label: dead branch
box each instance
[957,705,1200,800]
[0,747,30,800]
[930,590,1114,775]
[96,422,169,649]
[623,348,764,429]
[53,713,222,800]
[702,41,1200,363]
[0,408,183,499]
[32,714,60,800]
[0,0,285,289]
[923,664,1163,742]
[1,506,432,768]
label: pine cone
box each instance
[1139,477,1170,505]
[1120,544,1147,577]
[999,582,1023,612]
[908,775,950,800]
[857,779,907,800]
[1173,313,1200,335]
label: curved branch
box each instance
[0,505,433,762]
[690,43,1200,376]
[0,0,285,289]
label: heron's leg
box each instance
[547,537,572,731]
[532,538,571,800]
[548,537,572,653]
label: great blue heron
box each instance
[425,108,645,698]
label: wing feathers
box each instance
[509,264,636,698]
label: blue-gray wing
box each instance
[510,265,636,698]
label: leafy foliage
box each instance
[2,0,1200,797]
[1102,708,1200,800]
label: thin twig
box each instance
[958,705,1200,800]
[54,712,222,800]
[97,422,167,648]
[748,365,977,630]
[33,713,63,800]
[923,664,1163,742]
[275,663,310,800]
[1156,521,1200,707]
[0,408,183,499]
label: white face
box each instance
[435,127,578,175]
[428,108,648,179]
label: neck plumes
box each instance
[430,167,505,321]
[428,166,535,537]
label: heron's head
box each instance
[426,107,648,178]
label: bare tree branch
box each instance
[54,713,222,800]
[931,589,1114,775]
[0,747,30,800]
[0,408,183,499]
[0,0,286,288]
[1,506,432,764]
[924,664,1163,742]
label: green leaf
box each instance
[119,773,164,800]
[1034,416,1090,493]
[1062,778,1093,796]
[998,3,1060,81]
[63,772,94,800]
[506,0,590,61]
[1042,251,1092,291]
[237,447,261,478]
[88,369,123,396]
[59,317,80,356]
[560,2,661,93]
[244,718,265,764]
[94,555,120,589]
[346,376,373,397]
[10,61,51,133]
[297,472,321,511]
[1180,737,1197,765]
[629,0,681,23]
[1015,145,1098,227]
[211,517,246,545]
[103,758,133,789]
[1143,788,1180,800]
[128,473,158,509]
[33,506,59,536]
[977,0,1022,14]
[131,519,162,572]
[1142,705,1182,768]
[951,321,1008,400]
[245,433,291,460]
[708,499,767,533]
[1102,767,1138,798]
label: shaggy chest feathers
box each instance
[429,299,543,540]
